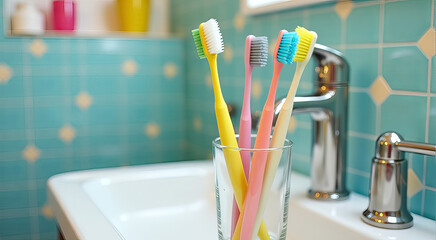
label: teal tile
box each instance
[34,158,67,180]
[429,96,435,143]
[349,92,376,134]
[0,52,23,65]
[33,106,65,129]
[425,155,436,188]
[432,55,435,93]
[347,136,374,174]
[87,105,122,126]
[384,0,432,43]
[0,72,24,97]
[90,153,121,168]
[0,190,29,210]
[35,137,67,149]
[32,76,65,96]
[287,125,312,157]
[30,54,64,65]
[344,48,378,88]
[0,139,27,152]
[87,76,121,95]
[308,9,342,45]
[84,53,122,65]
[0,217,31,237]
[409,190,423,216]
[423,189,436,220]
[292,157,310,176]
[0,108,25,130]
[409,153,424,182]
[383,46,428,92]
[346,172,369,196]
[0,160,27,182]
[38,216,56,234]
[346,4,379,44]
[381,95,427,142]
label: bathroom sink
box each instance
[48,160,435,240]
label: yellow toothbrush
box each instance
[192,19,270,240]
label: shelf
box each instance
[6,30,180,40]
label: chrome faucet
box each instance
[252,44,350,200]
[362,131,436,229]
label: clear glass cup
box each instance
[212,135,292,240]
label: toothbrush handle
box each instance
[241,64,282,240]
[232,66,253,237]
[209,56,271,240]
[239,65,253,177]
[209,56,248,209]
[251,62,306,240]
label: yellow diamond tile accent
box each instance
[370,76,391,105]
[122,60,138,76]
[193,117,202,131]
[163,62,178,79]
[205,74,212,88]
[76,92,93,110]
[287,116,298,133]
[223,44,233,63]
[0,64,12,84]
[407,168,423,197]
[59,124,76,143]
[29,39,47,58]
[145,123,160,138]
[41,204,54,219]
[252,80,262,99]
[335,0,353,20]
[22,145,40,163]
[417,28,436,59]
[234,12,245,31]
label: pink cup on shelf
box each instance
[52,0,75,32]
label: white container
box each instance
[148,0,169,36]
[11,2,45,35]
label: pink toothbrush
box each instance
[231,35,268,237]
[240,30,294,240]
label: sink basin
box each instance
[48,160,435,240]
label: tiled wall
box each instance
[0,2,186,239]
[171,0,435,220]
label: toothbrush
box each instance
[192,19,270,239]
[251,27,317,240]
[239,30,295,240]
[231,35,268,237]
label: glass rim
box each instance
[212,134,293,151]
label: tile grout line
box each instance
[347,167,370,178]
[421,155,427,215]
[420,0,435,216]
[21,38,40,240]
[391,90,435,97]
[375,1,385,135]
[348,131,378,141]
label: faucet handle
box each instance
[362,131,436,229]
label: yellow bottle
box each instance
[117,0,150,32]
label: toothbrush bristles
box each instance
[250,36,268,67]
[294,26,314,62]
[192,29,205,59]
[202,19,224,54]
[277,32,294,64]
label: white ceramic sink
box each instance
[48,160,435,240]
